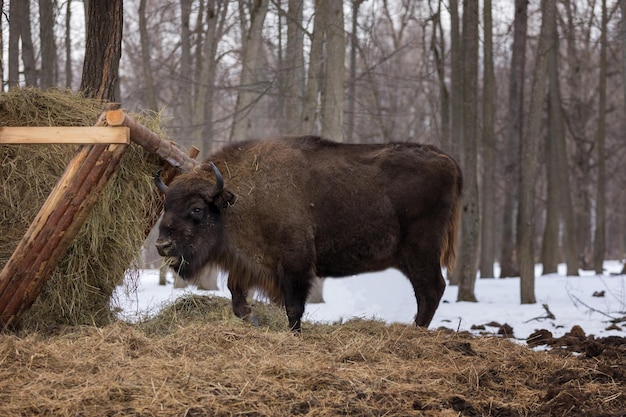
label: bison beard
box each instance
[155,136,463,332]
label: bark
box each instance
[430,0,450,152]
[302,0,324,134]
[80,0,123,102]
[320,0,345,141]
[65,0,73,88]
[500,0,528,278]
[17,0,37,87]
[550,1,578,277]
[457,0,479,302]
[519,0,553,304]
[479,0,496,279]
[447,0,462,286]
[139,0,158,111]
[563,0,593,269]
[282,0,306,134]
[179,0,194,140]
[230,0,270,142]
[39,0,58,88]
[106,110,198,172]
[8,0,20,87]
[0,0,3,89]
[593,0,607,274]
[346,0,364,143]
[541,93,559,275]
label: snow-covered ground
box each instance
[113,261,626,342]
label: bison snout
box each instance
[155,238,174,256]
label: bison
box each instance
[155,136,462,332]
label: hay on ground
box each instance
[0,313,624,417]
[0,88,163,329]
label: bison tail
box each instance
[440,181,462,273]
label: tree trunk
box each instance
[8,0,20,87]
[179,0,193,133]
[39,0,58,88]
[302,0,325,134]
[519,0,553,304]
[230,0,269,142]
[479,0,496,279]
[346,0,364,143]
[500,0,528,278]
[320,0,345,141]
[65,0,74,88]
[17,0,37,87]
[448,0,462,286]
[541,93,559,275]
[80,0,123,102]
[593,0,607,275]
[457,0,479,302]
[0,0,3,89]
[139,0,158,111]
[430,0,450,152]
[283,0,306,135]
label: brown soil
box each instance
[1,295,624,417]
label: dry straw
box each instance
[1,88,162,330]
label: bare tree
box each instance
[80,0,124,101]
[320,0,345,141]
[230,0,270,142]
[65,0,74,88]
[479,0,496,279]
[347,0,365,143]
[519,0,554,304]
[542,0,578,276]
[139,0,158,111]
[457,0,479,302]
[500,0,528,278]
[593,0,608,274]
[8,0,37,87]
[39,0,58,88]
[282,0,306,135]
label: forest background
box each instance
[1,0,625,305]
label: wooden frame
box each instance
[0,126,130,144]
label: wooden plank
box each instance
[0,126,130,144]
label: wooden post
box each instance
[0,114,129,329]
[105,110,199,172]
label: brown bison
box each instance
[155,136,462,332]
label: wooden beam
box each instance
[105,110,199,171]
[0,126,130,144]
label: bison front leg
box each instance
[227,279,259,327]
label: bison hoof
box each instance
[246,315,260,327]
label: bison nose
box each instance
[155,238,173,256]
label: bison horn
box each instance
[209,162,224,193]
[154,168,169,194]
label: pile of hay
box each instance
[0,88,163,329]
[0,307,624,416]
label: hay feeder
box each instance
[0,106,197,330]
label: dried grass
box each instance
[1,304,624,417]
[1,88,162,329]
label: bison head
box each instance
[154,162,235,279]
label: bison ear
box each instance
[214,189,237,209]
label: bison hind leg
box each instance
[400,253,446,328]
[280,270,315,333]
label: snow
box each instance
[112,261,626,342]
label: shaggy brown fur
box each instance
[156,136,462,331]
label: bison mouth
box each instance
[163,256,191,277]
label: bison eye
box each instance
[190,207,205,221]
